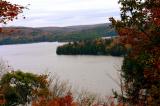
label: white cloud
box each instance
[5,0,120,27]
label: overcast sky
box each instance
[5,0,120,27]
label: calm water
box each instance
[0,42,123,96]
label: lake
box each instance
[0,42,123,96]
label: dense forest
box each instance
[56,38,126,56]
[0,24,117,45]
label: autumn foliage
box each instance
[32,93,77,106]
[0,0,24,34]
[0,0,24,24]
[0,0,160,105]
[0,71,50,106]
[110,0,160,105]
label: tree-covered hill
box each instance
[56,39,126,56]
[0,23,117,45]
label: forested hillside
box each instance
[0,23,116,45]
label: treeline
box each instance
[0,24,117,45]
[0,36,56,45]
[56,38,126,56]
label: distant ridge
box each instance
[0,23,116,45]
